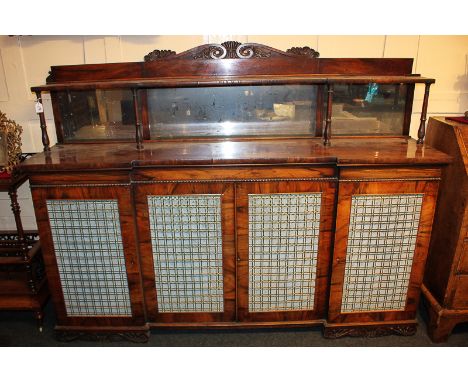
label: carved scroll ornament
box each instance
[142,41,320,61]
[144,49,177,62]
[286,46,320,58]
[192,41,273,59]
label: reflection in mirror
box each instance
[331,83,408,136]
[56,90,136,141]
[147,85,317,139]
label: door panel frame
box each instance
[134,181,236,323]
[236,180,337,322]
[328,180,439,323]
[31,184,146,327]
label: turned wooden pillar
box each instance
[323,83,334,146]
[34,91,50,152]
[8,187,28,260]
[393,83,400,109]
[132,88,144,150]
[417,82,432,144]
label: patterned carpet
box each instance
[0,300,467,346]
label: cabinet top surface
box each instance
[430,117,468,173]
[19,137,451,173]
[432,116,468,128]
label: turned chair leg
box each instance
[34,310,44,332]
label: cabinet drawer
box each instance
[456,238,468,274]
[453,275,468,309]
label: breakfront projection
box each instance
[21,41,449,342]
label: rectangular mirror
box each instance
[147,85,318,139]
[331,83,408,136]
[55,89,136,141]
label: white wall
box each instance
[0,35,467,230]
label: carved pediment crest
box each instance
[143,42,320,61]
[192,41,272,60]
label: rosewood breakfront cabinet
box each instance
[19,42,451,342]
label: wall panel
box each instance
[120,35,205,62]
[247,35,318,51]
[383,36,419,71]
[20,36,85,94]
[0,49,9,102]
[417,35,468,115]
[318,35,385,58]
[83,36,106,64]
[0,35,467,230]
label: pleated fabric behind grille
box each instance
[148,195,224,313]
[248,193,322,312]
[46,199,132,317]
[341,194,423,313]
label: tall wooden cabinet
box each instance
[19,42,451,341]
[422,117,468,342]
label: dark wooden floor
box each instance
[0,301,467,346]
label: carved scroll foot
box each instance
[55,330,150,344]
[323,323,417,339]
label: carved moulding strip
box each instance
[0,232,38,243]
[132,177,338,184]
[144,49,177,62]
[323,324,417,339]
[31,179,339,188]
[339,177,441,182]
[30,183,131,188]
[55,330,150,343]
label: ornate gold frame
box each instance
[0,110,23,173]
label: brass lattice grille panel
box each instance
[46,200,132,317]
[148,195,224,313]
[248,193,322,312]
[341,194,423,313]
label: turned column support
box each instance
[34,91,50,152]
[8,187,28,259]
[132,88,144,151]
[323,83,334,146]
[417,82,432,144]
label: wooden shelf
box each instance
[31,74,435,92]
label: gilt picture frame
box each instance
[0,111,22,173]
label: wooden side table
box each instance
[0,156,49,331]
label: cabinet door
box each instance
[31,185,145,328]
[236,180,336,322]
[135,182,236,323]
[328,180,439,324]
